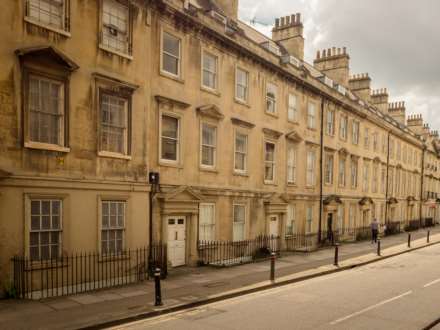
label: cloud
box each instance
[238,0,440,129]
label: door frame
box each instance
[165,215,188,267]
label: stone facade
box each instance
[0,0,440,292]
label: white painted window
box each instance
[266,83,277,114]
[162,32,181,76]
[286,204,296,236]
[326,110,335,135]
[340,115,348,140]
[29,75,65,146]
[351,158,358,188]
[306,206,313,234]
[199,203,215,241]
[306,150,316,186]
[161,114,180,162]
[288,94,297,122]
[30,199,62,261]
[100,93,129,155]
[339,157,346,187]
[363,163,369,192]
[307,102,316,129]
[201,123,216,167]
[235,68,249,102]
[202,51,218,90]
[101,201,125,255]
[264,141,276,182]
[27,0,66,30]
[324,153,334,185]
[102,0,130,54]
[233,204,246,241]
[349,204,356,228]
[364,128,369,148]
[287,144,297,184]
[234,132,247,173]
[337,205,344,232]
[352,120,359,145]
[372,164,378,193]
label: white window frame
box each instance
[200,122,217,169]
[340,115,348,140]
[159,112,181,165]
[324,153,334,185]
[373,132,378,151]
[339,156,346,187]
[160,29,182,79]
[372,164,379,193]
[100,200,126,255]
[306,206,313,234]
[306,150,316,187]
[307,102,316,129]
[265,82,277,114]
[351,158,358,188]
[233,203,246,242]
[326,109,335,136]
[199,203,216,242]
[352,120,359,145]
[286,204,296,236]
[364,128,369,149]
[363,162,369,193]
[287,93,298,122]
[235,67,249,103]
[25,0,70,35]
[234,131,248,174]
[201,50,218,91]
[28,198,63,261]
[264,141,276,183]
[287,144,297,184]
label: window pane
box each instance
[42,216,51,229]
[163,32,180,57]
[30,232,39,246]
[31,200,40,215]
[31,216,40,230]
[265,143,275,161]
[202,146,214,166]
[163,54,179,75]
[162,116,178,139]
[162,138,177,160]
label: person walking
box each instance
[371,218,379,243]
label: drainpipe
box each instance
[318,97,325,244]
[419,146,426,226]
[384,132,390,225]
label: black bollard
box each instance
[377,238,381,256]
[270,252,276,282]
[427,230,430,243]
[154,268,163,306]
[334,244,339,267]
[408,233,411,248]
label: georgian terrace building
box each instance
[0,0,440,289]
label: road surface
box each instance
[113,244,440,330]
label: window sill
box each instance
[234,98,250,108]
[264,181,277,186]
[99,45,133,61]
[307,127,317,131]
[24,259,68,271]
[98,151,131,160]
[233,171,249,177]
[24,17,71,37]
[265,111,278,119]
[200,166,218,173]
[159,160,183,169]
[25,142,70,153]
[159,70,185,84]
[287,182,297,187]
[201,86,220,97]
[287,119,299,125]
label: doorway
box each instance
[167,216,186,267]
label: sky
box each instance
[238,0,440,131]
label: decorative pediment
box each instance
[285,130,303,142]
[264,193,289,205]
[231,117,255,129]
[158,186,204,202]
[155,95,190,109]
[262,128,283,140]
[16,46,79,71]
[93,72,139,94]
[196,104,224,120]
[359,196,374,206]
[323,195,342,206]
[338,148,349,156]
[264,193,289,214]
[324,146,337,152]
[387,197,398,205]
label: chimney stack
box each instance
[272,13,304,60]
[215,0,238,20]
[388,101,406,125]
[371,88,389,114]
[349,73,371,103]
[407,114,425,136]
[314,47,350,87]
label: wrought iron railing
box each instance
[11,244,167,300]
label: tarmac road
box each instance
[113,243,440,330]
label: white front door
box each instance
[269,215,279,237]
[167,216,186,267]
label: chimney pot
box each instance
[296,13,301,23]
[285,15,290,25]
[316,50,320,59]
[275,18,280,27]
[291,14,296,24]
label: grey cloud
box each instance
[238,0,440,129]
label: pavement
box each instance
[0,228,439,330]
[120,242,440,330]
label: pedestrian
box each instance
[371,218,379,243]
